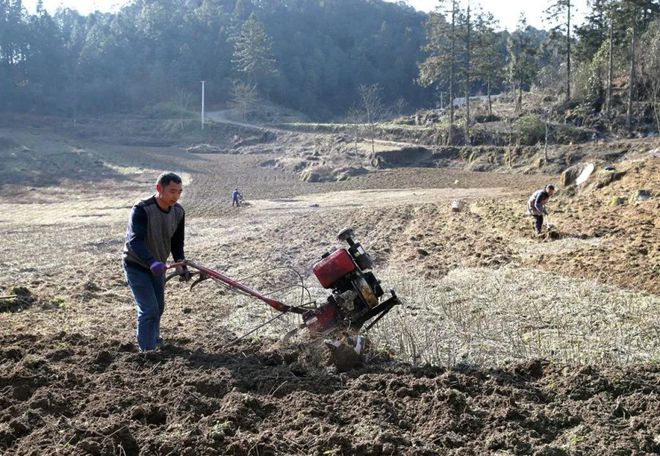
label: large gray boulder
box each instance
[560,162,593,187]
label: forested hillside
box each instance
[1,0,659,129]
[0,0,431,117]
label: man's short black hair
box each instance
[546,184,556,192]
[157,172,182,187]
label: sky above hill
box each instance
[403,0,588,30]
[24,0,588,31]
[23,0,125,15]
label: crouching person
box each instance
[122,172,189,352]
[527,184,556,236]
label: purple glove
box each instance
[149,261,167,276]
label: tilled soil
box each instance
[1,123,659,455]
[1,332,659,456]
[473,158,660,293]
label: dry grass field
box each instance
[0,120,658,455]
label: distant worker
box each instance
[527,184,556,236]
[123,172,190,352]
[232,188,242,207]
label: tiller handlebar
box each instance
[166,260,307,315]
[165,228,399,336]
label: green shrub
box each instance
[515,115,546,145]
[554,123,593,143]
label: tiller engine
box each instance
[167,228,399,338]
[302,228,399,332]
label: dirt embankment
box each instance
[1,332,658,456]
[473,156,659,293]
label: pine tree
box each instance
[232,12,277,92]
[418,0,460,144]
[0,0,29,109]
[574,0,611,63]
[472,11,504,115]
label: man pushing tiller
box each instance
[122,172,190,352]
[119,168,399,359]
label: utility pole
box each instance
[201,80,205,130]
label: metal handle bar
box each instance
[167,260,306,315]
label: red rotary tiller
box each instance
[167,228,400,339]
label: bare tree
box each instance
[345,107,364,154]
[464,3,472,142]
[627,25,638,131]
[174,89,194,122]
[393,97,408,117]
[358,84,385,156]
[545,0,573,101]
[651,77,660,133]
[448,1,458,144]
[639,19,660,132]
[627,18,637,131]
[606,13,614,115]
[229,80,259,121]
